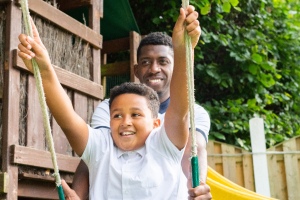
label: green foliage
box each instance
[129,0,300,150]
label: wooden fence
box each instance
[207,135,300,200]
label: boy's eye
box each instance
[113,114,122,118]
[132,113,141,117]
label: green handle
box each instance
[57,185,65,200]
[191,156,199,187]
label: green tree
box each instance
[129,0,300,150]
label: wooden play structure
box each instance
[0,0,299,199]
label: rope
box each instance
[20,1,65,199]
[181,0,199,187]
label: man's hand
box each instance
[188,182,212,200]
[61,180,81,200]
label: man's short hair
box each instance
[109,82,160,118]
[137,32,173,60]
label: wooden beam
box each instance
[18,179,62,199]
[13,50,103,100]
[0,173,8,193]
[19,0,102,49]
[11,145,80,173]
[101,61,130,76]
[102,37,130,54]
[56,0,92,11]
[2,2,22,199]
[130,31,141,82]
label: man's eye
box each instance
[141,60,151,66]
[159,59,169,65]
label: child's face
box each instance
[110,93,160,151]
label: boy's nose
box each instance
[121,116,132,126]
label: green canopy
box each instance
[101,0,140,41]
[65,0,140,41]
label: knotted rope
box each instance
[182,0,200,187]
[20,0,65,199]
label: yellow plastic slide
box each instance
[207,166,278,200]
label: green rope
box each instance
[20,1,65,199]
[182,0,200,188]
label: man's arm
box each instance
[72,160,89,200]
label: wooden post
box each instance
[249,117,271,197]
[2,2,22,199]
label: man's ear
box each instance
[153,118,160,128]
[133,64,139,76]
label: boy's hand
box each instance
[173,5,201,49]
[18,18,51,73]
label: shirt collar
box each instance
[117,146,146,159]
[159,97,170,114]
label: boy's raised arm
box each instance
[164,5,200,150]
[18,19,88,156]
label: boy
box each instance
[18,5,200,199]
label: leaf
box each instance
[230,0,239,7]
[251,53,263,64]
[248,64,259,75]
[222,2,231,13]
[213,132,226,140]
[200,4,211,15]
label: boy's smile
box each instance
[110,93,160,151]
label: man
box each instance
[72,8,211,200]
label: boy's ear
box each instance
[153,118,160,128]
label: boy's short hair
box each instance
[109,82,160,118]
[137,32,173,60]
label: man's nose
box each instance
[149,61,161,73]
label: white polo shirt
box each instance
[82,125,188,199]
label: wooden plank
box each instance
[11,145,80,173]
[102,61,130,76]
[130,31,141,82]
[74,92,88,122]
[19,172,73,184]
[56,0,92,11]
[1,2,22,199]
[221,143,236,183]
[14,52,103,100]
[129,32,140,78]
[26,75,45,149]
[25,0,102,49]
[242,150,254,191]
[18,179,60,199]
[102,37,130,54]
[283,139,300,200]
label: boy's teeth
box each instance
[122,132,134,136]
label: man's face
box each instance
[134,45,174,102]
[110,93,160,151]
